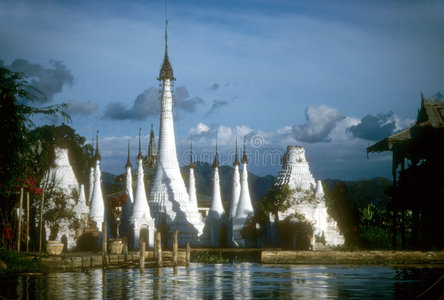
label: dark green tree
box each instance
[0,66,70,224]
[29,124,93,185]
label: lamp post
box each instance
[110,193,127,239]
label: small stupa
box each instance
[231,137,254,247]
[205,142,225,247]
[40,147,85,250]
[89,132,105,229]
[130,128,155,249]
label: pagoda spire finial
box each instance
[158,19,175,81]
[137,128,143,160]
[213,137,219,168]
[189,139,194,168]
[241,135,248,164]
[126,138,132,169]
[233,136,240,166]
[94,130,101,161]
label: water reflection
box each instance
[3,264,443,299]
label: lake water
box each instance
[1,263,443,299]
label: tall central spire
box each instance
[149,20,204,246]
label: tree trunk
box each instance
[392,210,397,250]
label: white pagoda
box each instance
[148,21,204,246]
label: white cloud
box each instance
[188,122,210,136]
[293,105,345,143]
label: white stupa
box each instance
[227,141,241,246]
[89,132,105,229]
[122,139,134,222]
[74,184,89,220]
[88,139,94,205]
[42,147,79,196]
[274,146,344,248]
[40,147,84,250]
[188,142,199,211]
[148,21,204,246]
[205,143,225,246]
[232,138,254,247]
[130,129,155,249]
[229,140,241,220]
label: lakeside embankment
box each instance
[6,249,443,272]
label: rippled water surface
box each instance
[2,263,443,299]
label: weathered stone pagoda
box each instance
[274,146,344,249]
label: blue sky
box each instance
[1,0,443,180]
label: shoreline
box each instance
[8,249,443,272]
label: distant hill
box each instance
[180,162,276,209]
[323,177,392,209]
[105,164,392,215]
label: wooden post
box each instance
[172,230,178,265]
[26,192,30,253]
[123,236,128,256]
[156,231,162,267]
[139,228,144,250]
[153,231,158,258]
[17,188,23,252]
[140,241,146,268]
[39,191,45,253]
[102,222,107,254]
[186,242,191,266]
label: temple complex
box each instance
[38,20,349,252]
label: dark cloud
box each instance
[66,99,98,116]
[102,86,203,121]
[347,112,396,141]
[174,86,204,113]
[5,58,73,101]
[206,99,229,116]
[293,105,345,143]
[207,83,220,90]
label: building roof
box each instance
[367,95,444,154]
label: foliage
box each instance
[43,189,79,241]
[241,184,294,240]
[191,251,229,263]
[257,184,293,219]
[0,66,71,224]
[28,124,93,185]
[323,178,397,249]
[278,213,314,250]
[0,247,41,275]
[109,193,127,208]
[242,184,315,250]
